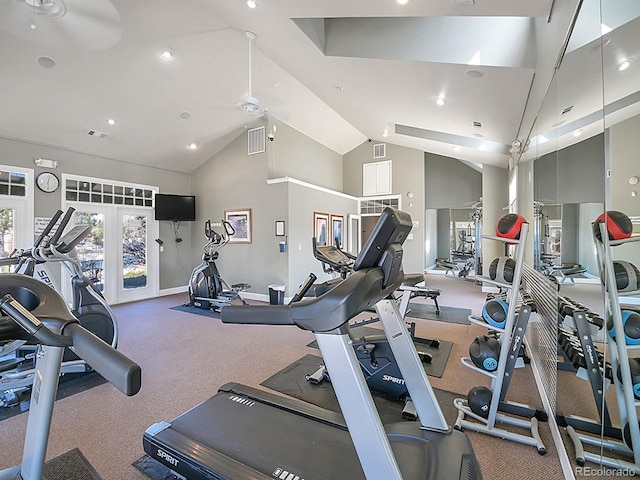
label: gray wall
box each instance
[192,120,353,297]
[190,124,288,297]
[268,117,344,191]
[343,140,425,273]
[609,113,640,267]
[424,153,482,209]
[0,136,192,291]
[534,133,605,204]
[287,182,358,291]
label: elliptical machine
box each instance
[186,219,250,312]
[0,207,118,407]
[0,274,140,480]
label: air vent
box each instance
[561,105,574,115]
[373,143,386,159]
[472,121,482,128]
[248,126,265,155]
[87,129,108,138]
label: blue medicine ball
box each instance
[482,298,509,329]
[607,310,640,345]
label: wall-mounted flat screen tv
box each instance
[154,194,196,221]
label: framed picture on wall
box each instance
[313,212,329,247]
[225,208,252,243]
[330,214,344,248]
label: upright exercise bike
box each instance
[305,238,440,419]
[186,219,250,312]
[0,207,118,407]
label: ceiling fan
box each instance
[0,0,122,50]
[238,31,264,115]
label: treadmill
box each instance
[143,207,482,480]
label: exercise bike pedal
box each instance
[401,397,418,421]
[417,350,433,364]
[305,364,330,385]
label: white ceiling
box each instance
[0,0,621,175]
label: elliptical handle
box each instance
[33,210,63,248]
[204,219,213,239]
[0,293,141,397]
[66,323,142,396]
[49,207,76,245]
[0,294,72,347]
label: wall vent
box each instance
[373,143,386,159]
[87,129,108,138]
[248,126,265,155]
[472,121,482,128]
[560,105,574,115]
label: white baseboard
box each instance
[159,286,188,297]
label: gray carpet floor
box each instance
[0,275,624,479]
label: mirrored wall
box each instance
[519,0,640,475]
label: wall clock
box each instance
[36,172,60,193]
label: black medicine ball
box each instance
[612,261,640,293]
[468,386,493,418]
[469,335,500,372]
[593,211,632,242]
[489,257,516,284]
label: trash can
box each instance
[268,284,285,305]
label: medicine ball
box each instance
[616,358,640,399]
[489,257,516,284]
[496,213,527,241]
[612,261,640,293]
[469,335,500,371]
[607,310,640,345]
[482,298,509,329]
[623,421,640,449]
[593,211,632,242]
[468,386,492,418]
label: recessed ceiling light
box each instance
[106,118,116,126]
[187,143,197,150]
[160,48,174,59]
[36,56,56,68]
[179,111,191,119]
[618,58,633,71]
[396,0,409,4]
[465,69,484,78]
[434,96,445,106]
[247,0,259,8]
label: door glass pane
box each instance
[74,212,105,291]
[0,208,15,272]
[122,214,147,290]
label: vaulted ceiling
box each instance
[1,0,631,175]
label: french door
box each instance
[0,166,33,271]
[64,203,158,305]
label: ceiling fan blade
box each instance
[0,0,122,50]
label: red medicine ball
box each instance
[496,213,527,240]
[593,211,632,242]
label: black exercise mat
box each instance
[405,303,471,324]
[307,325,452,378]
[42,448,102,480]
[0,371,107,422]
[170,304,221,319]
[133,455,176,480]
[260,353,462,426]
